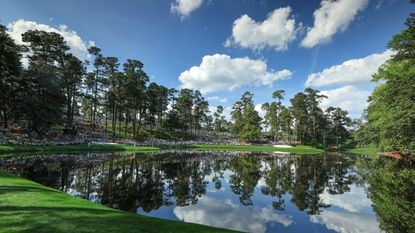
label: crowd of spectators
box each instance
[0,125,273,147]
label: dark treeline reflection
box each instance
[3,151,415,232]
[356,158,415,233]
[2,151,363,215]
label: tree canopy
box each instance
[360,7,415,154]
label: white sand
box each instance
[273,145,293,148]
[272,151,291,154]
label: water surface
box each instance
[1,150,414,233]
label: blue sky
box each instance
[1,0,412,118]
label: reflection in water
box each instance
[173,196,293,233]
[310,209,380,233]
[1,151,414,233]
[357,158,415,233]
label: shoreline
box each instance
[0,143,325,155]
[1,143,396,157]
[0,144,160,154]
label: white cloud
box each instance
[310,210,380,233]
[207,96,220,101]
[207,96,228,103]
[7,19,93,62]
[301,0,369,48]
[171,0,203,19]
[174,196,293,233]
[255,103,266,118]
[320,185,372,213]
[306,50,393,87]
[320,85,371,118]
[375,0,385,10]
[179,54,292,93]
[225,7,299,52]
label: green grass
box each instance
[189,144,324,154]
[0,144,159,154]
[0,170,236,233]
[345,145,378,156]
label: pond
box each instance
[1,150,414,233]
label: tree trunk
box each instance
[132,111,137,140]
[112,106,117,141]
[124,111,128,138]
[2,110,8,129]
[70,86,76,129]
[65,98,72,129]
[105,103,108,132]
[118,112,122,136]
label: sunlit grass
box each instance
[0,170,237,233]
[346,145,378,156]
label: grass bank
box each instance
[0,144,159,154]
[345,146,378,156]
[189,144,324,154]
[0,170,236,233]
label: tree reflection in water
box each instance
[1,151,414,233]
[357,157,415,233]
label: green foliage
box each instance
[0,25,22,128]
[229,156,261,205]
[359,159,415,233]
[325,107,352,147]
[262,102,281,140]
[304,88,327,146]
[290,92,308,144]
[279,107,293,143]
[0,23,357,149]
[136,127,151,141]
[213,105,230,132]
[367,60,415,153]
[230,92,262,141]
[165,88,211,133]
[289,89,347,148]
[22,30,70,131]
[363,9,415,154]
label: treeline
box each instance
[353,6,415,155]
[0,23,353,147]
[230,89,352,147]
[0,25,215,139]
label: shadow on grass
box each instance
[0,205,235,233]
[0,185,62,194]
[0,171,236,233]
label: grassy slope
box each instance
[0,144,159,154]
[191,144,324,154]
[0,171,236,233]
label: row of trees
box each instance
[0,25,214,139]
[229,89,352,147]
[0,23,352,147]
[354,4,415,154]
